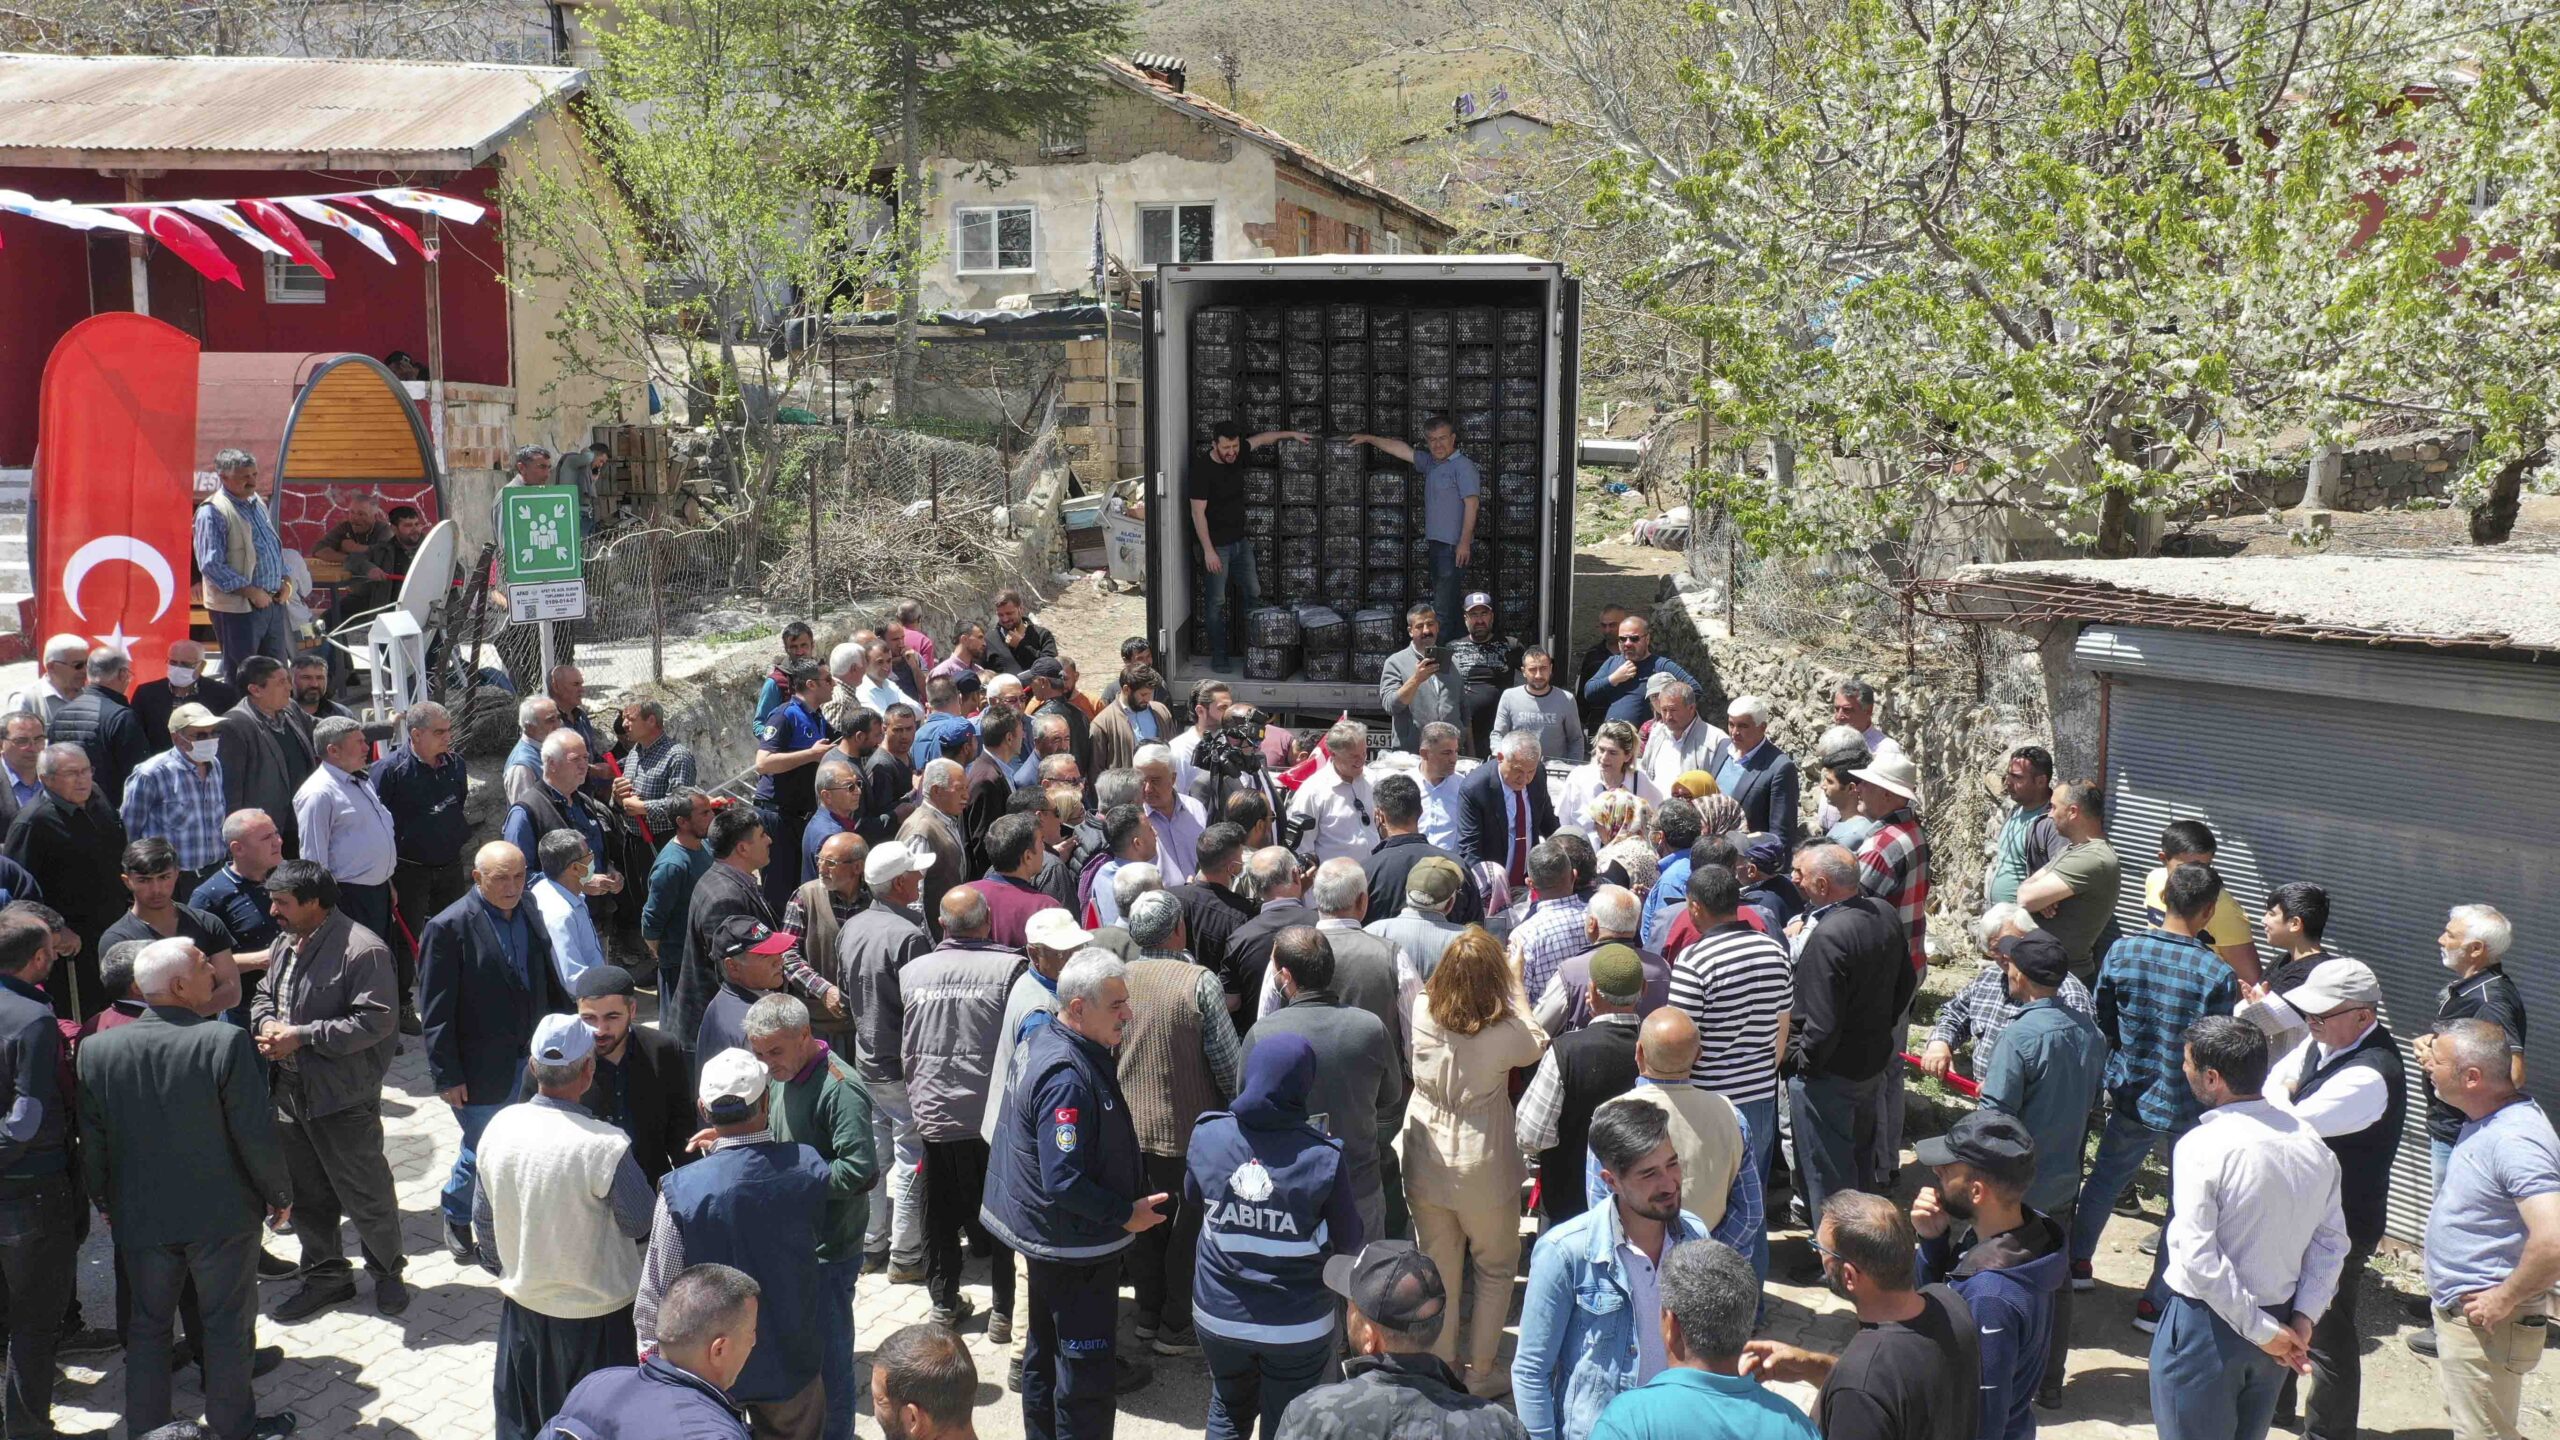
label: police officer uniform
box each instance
[981,1016,1146,1440]
[755,695,834,913]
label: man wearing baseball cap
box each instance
[1273,1241,1524,1440]
[472,1011,654,1440]
[1517,943,1648,1230]
[1446,592,1524,756]
[696,915,796,1062]
[635,1048,832,1439]
[1912,1110,2070,1440]
[2263,959,2403,1440]
[119,700,231,894]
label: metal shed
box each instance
[1921,553,2560,1244]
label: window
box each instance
[1295,210,1316,256]
[1137,203,1214,266]
[1380,232,1404,255]
[956,206,1036,274]
[264,249,326,304]
[1346,224,1369,254]
[1038,124,1087,158]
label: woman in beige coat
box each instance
[1401,924,1548,1397]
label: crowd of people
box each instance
[0,580,2547,1440]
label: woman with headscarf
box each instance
[1184,1031,1364,1440]
[1549,720,1661,834]
[1402,926,1549,1399]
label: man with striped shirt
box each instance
[1667,863,1791,1273]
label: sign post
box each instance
[498,484,587,680]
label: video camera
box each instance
[1196,711,1268,778]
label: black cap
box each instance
[1322,1240,1445,1332]
[1994,929,2072,988]
[1914,1109,2037,1170]
[712,914,793,961]
[573,964,638,1001]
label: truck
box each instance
[1141,255,1582,724]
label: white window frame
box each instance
[1135,201,1216,267]
[263,249,326,305]
[954,205,1037,275]
[1380,232,1405,255]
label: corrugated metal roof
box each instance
[0,51,584,171]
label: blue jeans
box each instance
[1199,539,1261,667]
[1426,540,1462,628]
[2431,1135,2455,1186]
[441,1101,505,1228]
[1201,1331,1332,1440]
[2071,1105,2172,1308]
[209,603,293,682]
[2151,1293,2286,1440]
[818,1257,858,1440]
[1735,1095,1778,1282]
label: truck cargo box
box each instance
[1144,256,1581,718]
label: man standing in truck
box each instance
[1353,417,1480,630]
[1191,420,1314,674]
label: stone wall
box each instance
[1650,575,2059,959]
[2213,429,2475,514]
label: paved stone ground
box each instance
[49,1003,2547,1440]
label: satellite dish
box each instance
[393,519,461,632]
[341,519,461,720]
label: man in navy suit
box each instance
[1714,694,1801,844]
[1454,730,1558,891]
[418,839,570,1264]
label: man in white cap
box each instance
[473,1011,653,1440]
[2263,959,2404,1440]
[1846,749,1931,1187]
[119,701,231,893]
[982,908,1090,1146]
[638,1047,832,1440]
[837,838,931,1278]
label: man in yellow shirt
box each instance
[2139,820,2261,986]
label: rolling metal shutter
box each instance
[2078,625,2560,1244]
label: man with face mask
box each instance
[1188,421,1309,673]
[129,640,239,752]
[120,702,230,894]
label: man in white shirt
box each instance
[1637,680,1729,793]
[294,715,401,957]
[2151,1014,2349,1440]
[4,635,89,729]
[1412,721,1466,853]
[1286,719,1376,865]
[1134,743,1208,884]
[1831,678,1903,760]
[529,829,610,990]
[1166,679,1230,797]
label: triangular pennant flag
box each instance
[282,198,397,265]
[335,195,431,259]
[365,187,488,226]
[113,206,244,290]
[237,199,335,278]
[173,199,288,257]
[0,190,144,233]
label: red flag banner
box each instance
[236,198,335,279]
[113,206,244,289]
[33,313,201,685]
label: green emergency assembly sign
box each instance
[501,486,585,585]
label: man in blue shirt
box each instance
[2420,1017,2560,1438]
[1353,417,1480,630]
[1582,615,1700,728]
[755,659,836,913]
[192,449,292,680]
[1588,1241,1812,1440]
[642,792,716,1003]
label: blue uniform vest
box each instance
[657,1141,830,1402]
[1185,1111,1347,1345]
[981,1021,1143,1262]
[549,1355,750,1440]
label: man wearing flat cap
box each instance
[474,1011,655,1440]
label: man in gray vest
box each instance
[193,448,293,680]
[1243,927,1406,1241]
[1118,891,1240,1357]
[838,840,930,1279]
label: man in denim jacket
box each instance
[1514,1095,1711,1440]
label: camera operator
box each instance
[1184,705,1283,827]
[1168,679,1232,796]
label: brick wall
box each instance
[970,89,1234,170]
[1265,164,1450,255]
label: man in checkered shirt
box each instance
[1841,752,1931,1185]
[1917,902,2095,1084]
[1505,840,1590,999]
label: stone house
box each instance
[912,56,1456,311]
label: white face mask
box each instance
[166,665,198,688]
[187,738,221,765]
[2441,945,2467,971]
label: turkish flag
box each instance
[33,313,200,685]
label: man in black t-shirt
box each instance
[1744,1191,1980,1440]
[103,836,248,1018]
[1189,419,1311,673]
[2421,904,2528,1178]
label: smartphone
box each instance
[1426,643,1456,672]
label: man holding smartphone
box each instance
[1379,603,1463,752]
[981,952,1172,1436]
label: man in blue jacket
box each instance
[1912,1110,2070,1440]
[549,1262,762,1440]
[980,952,1170,1440]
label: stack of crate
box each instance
[1190,298,1547,682]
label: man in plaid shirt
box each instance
[118,702,229,892]
[1506,840,1590,998]
[1918,902,2094,1082]
[1846,752,1930,1185]
[2070,862,2243,1328]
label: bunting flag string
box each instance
[0,185,485,279]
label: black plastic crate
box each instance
[1321,504,1364,535]
[1243,407,1284,439]
[1244,309,1284,341]
[1452,307,1498,344]
[1327,402,1371,435]
[1500,307,1542,344]
[1322,533,1366,568]
[1329,370,1371,403]
[1330,341,1368,373]
[1455,345,1496,377]
[1407,564,1435,597]
[1500,408,1541,440]
[1286,342,1327,372]
[1364,570,1408,604]
[1499,441,1540,471]
[1496,471,1539,505]
[1410,342,1452,374]
[1352,607,1402,648]
[1367,473,1410,507]
[1193,374,1238,410]
[1410,535,1434,565]
[1411,374,1452,408]
[1329,303,1367,339]
[1324,450,1366,487]
[1308,591,1358,643]
[1276,437,1320,472]
[1456,410,1497,446]
[1372,371,1410,405]
[1371,308,1407,340]
[1303,650,1348,681]
[1242,339,1284,371]
[1277,565,1320,601]
[1288,406,1324,434]
[1246,606,1300,647]
[1244,645,1299,682]
[1247,537,1276,578]
[1497,597,1537,633]
[1243,504,1278,536]
[1322,473,1365,507]
[1370,336,1408,371]
[1243,472,1278,504]
[1371,406,1409,441]
[1240,375,1284,409]
[1409,310,1452,345]
[1500,342,1543,377]
[1369,506,1410,538]
[1279,473,1319,507]
[1349,651,1385,685]
[1497,499,1541,535]
[1285,370,1327,404]
[1455,377,1495,410]
[1277,507,1320,536]
[1193,307,1240,346]
[1499,377,1542,407]
[1278,535,1320,569]
[1366,537,1406,570]
[1286,306,1326,341]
